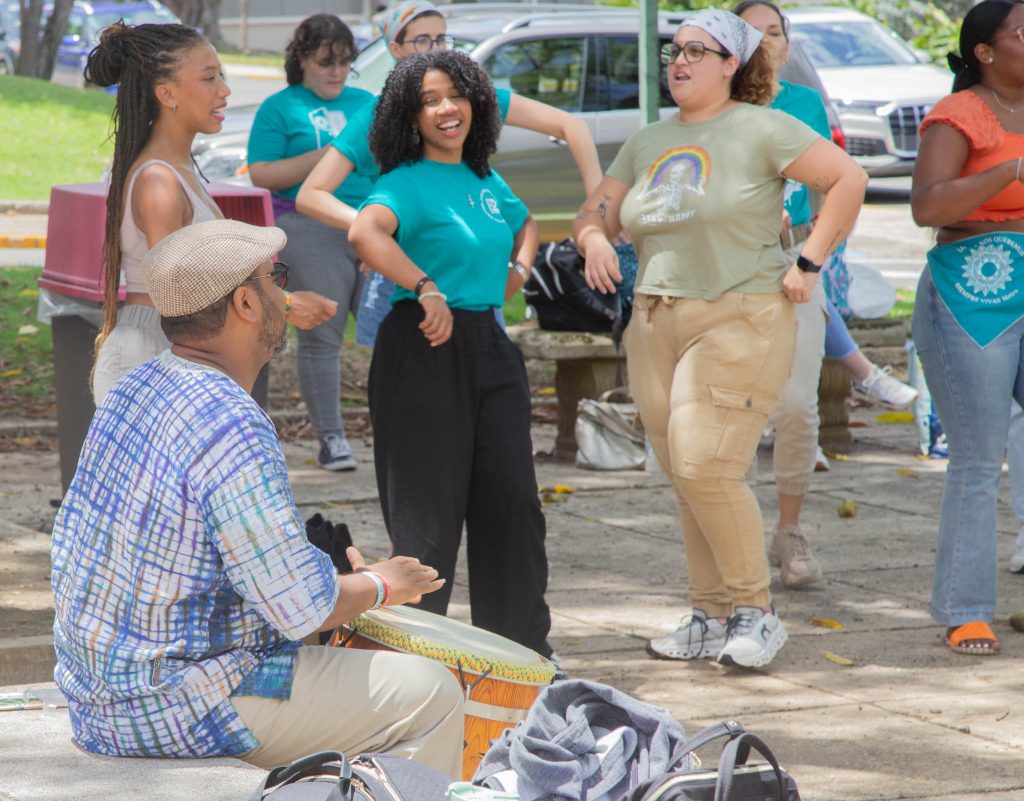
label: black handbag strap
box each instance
[252,750,352,801]
[714,732,787,801]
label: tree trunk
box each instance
[165,0,224,49]
[15,0,73,79]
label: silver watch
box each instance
[510,261,529,281]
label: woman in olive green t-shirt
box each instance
[573,9,866,670]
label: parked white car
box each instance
[787,6,952,176]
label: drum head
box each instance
[350,605,555,685]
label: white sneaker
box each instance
[769,524,824,588]
[717,606,788,668]
[853,365,920,409]
[646,610,728,660]
[814,446,830,472]
[1009,526,1024,574]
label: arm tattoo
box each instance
[810,175,836,193]
[597,193,611,220]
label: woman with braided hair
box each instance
[87,22,335,404]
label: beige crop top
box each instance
[120,159,222,294]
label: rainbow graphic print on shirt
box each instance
[638,146,711,224]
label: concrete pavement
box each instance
[2,399,1024,799]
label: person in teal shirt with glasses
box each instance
[297,0,601,348]
[248,14,374,472]
[349,49,554,659]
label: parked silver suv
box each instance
[193,4,838,238]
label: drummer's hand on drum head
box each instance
[374,556,445,606]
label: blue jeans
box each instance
[823,296,859,361]
[912,268,1024,626]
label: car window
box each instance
[593,36,675,111]
[66,13,85,41]
[790,20,917,68]
[484,36,589,112]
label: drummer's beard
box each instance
[257,286,289,360]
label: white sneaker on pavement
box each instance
[769,524,824,588]
[853,365,919,409]
[717,606,788,668]
[646,610,728,660]
[1009,526,1024,574]
[815,446,830,472]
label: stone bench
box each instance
[0,683,264,801]
[507,324,626,461]
[510,317,912,459]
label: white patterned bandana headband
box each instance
[677,8,763,66]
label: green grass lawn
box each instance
[0,75,115,201]
[888,288,915,320]
[0,267,54,413]
[219,50,284,68]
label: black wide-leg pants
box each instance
[368,301,552,656]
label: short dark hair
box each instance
[284,13,356,85]
[160,293,232,342]
[369,49,500,178]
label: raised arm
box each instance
[572,176,630,295]
[250,146,331,193]
[296,147,361,230]
[349,203,452,346]
[505,94,602,196]
[781,139,868,303]
[911,123,1019,227]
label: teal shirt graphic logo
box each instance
[480,189,504,223]
[928,233,1024,347]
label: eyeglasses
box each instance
[403,33,455,52]
[244,261,290,290]
[660,41,732,65]
[996,25,1024,45]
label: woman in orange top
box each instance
[911,0,1024,657]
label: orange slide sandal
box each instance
[945,621,1000,656]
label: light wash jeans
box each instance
[1008,401,1024,523]
[277,212,364,444]
[912,268,1024,626]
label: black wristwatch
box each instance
[796,254,822,274]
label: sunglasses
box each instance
[660,41,732,65]
[244,261,290,291]
[403,33,455,52]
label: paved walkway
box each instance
[2,403,1024,799]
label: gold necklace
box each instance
[991,87,1024,114]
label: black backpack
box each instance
[623,721,801,801]
[524,239,627,336]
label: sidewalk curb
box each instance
[0,234,47,248]
[0,200,49,214]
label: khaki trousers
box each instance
[626,292,796,617]
[231,646,465,777]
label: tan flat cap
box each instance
[140,219,287,317]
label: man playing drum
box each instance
[49,220,465,775]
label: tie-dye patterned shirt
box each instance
[51,351,339,758]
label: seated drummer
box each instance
[50,219,465,775]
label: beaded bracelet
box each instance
[283,291,292,320]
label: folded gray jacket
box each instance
[472,679,692,801]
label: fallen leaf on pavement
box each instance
[821,650,856,666]
[811,618,843,630]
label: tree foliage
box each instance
[163,0,224,47]
[15,0,74,79]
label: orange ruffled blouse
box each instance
[920,89,1024,222]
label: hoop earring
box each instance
[171,103,178,112]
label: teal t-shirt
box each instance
[772,81,830,227]
[361,158,528,310]
[334,87,513,184]
[247,83,376,203]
